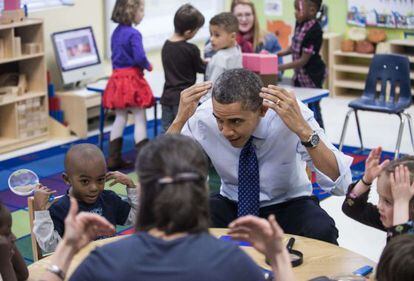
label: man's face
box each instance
[212,98,265,148]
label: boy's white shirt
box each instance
[33,187,139,253]
[202,44,243,103]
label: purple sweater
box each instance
[111,24,151,70]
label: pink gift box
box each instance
[242,53,278,75]
[5,0,21,10]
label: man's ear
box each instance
[62,173,70,186]
[259,104,268,117]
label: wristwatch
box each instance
[46,264,65,280]
[301,131,320,148]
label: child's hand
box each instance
[63,198,115,252]
[33,185,56,211]
[391,165,414,225]
[106,171,135,189]
[391,165,414,204]
[363,147,390,184]
[228,215,285,260]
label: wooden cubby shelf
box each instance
[332,39,414,97]
[0,18,49,154]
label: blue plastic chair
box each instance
[339,54,414,158]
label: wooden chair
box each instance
[27,195,61,261]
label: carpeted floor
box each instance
[0,123,398,263]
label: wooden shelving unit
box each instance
[390,39,414,96]
[332,39,414,97]
[0,19,49,154]
[321,33,342,91]
[332,50,374,97]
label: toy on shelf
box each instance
[23,42,42,55]
[355,40,375,54]
[0,73,27,103]
[47,73,64,123]
[0,0,25,25]
[341,39,355,52]
[367,29,387,44]
[13,36,21,56]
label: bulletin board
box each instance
[104,0,225,58]
[347,0,414,29]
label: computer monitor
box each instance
[51,26,103,85]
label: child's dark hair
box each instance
[111,0,142,25]
[64,143,106,174]
[376,234,414,281]
[174,4,205,35]
[306,0,324,21]
[210,12,239,33]
[135,134,210,235]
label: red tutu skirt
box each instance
[103,67,155,109]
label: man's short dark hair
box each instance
[212,68,263,111]
[209,12,239,33]
[174,4,205,35]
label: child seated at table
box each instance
[33,143,139,252]
[376,234,414,281]
[0,202,29,281]
[342,147,414,240]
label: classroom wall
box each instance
[252,0,407,40]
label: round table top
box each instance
[28,228,376,281]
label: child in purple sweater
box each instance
[104,0,154,170]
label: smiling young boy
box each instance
[33,143,138,252]
[202,12,243,103]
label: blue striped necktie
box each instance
[237,137,260,217]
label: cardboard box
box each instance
[243,53,278,75]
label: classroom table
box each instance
[28,228,375,281]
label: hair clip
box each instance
[158,172,204,185]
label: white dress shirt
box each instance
[182,99,353,207]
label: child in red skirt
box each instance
[104,0,154,170]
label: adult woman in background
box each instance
[205,0,282,67]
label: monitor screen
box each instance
[52,26,101,83]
